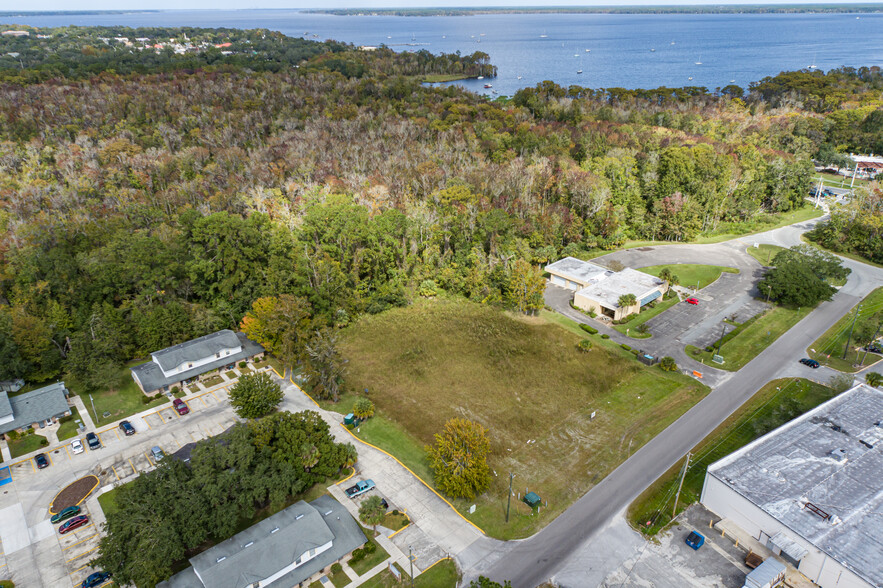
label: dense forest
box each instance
[0,24,880,393]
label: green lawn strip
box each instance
[639,264,738,291]
[98,487,119,517]
[9,433,49,458]
[360,559,458,588]
[56,406,82,441]
[685,305,812,371]
[201,374,224,388]
[309,581,323,588]
[67,361,170,427]
[420,73,469,83]
[612,294,679,338]
[746,244,785,266]
[628,378,836,536]
[808,287,883,372]
[328,564,351,587]
[349,536,390,576]
[381,510,409,531]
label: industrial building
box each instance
[701,383,883,588]
[544,256,668,320]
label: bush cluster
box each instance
[577,339,593,353]
[620,343,631,350]
[579,324,598,335]
[349,539,378,564]
[601,334,610,339]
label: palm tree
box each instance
[866,372,883,388]
[618,293,637,308]
[359,495,386,536]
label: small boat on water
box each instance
[651,48,656,52]
[517,75,522,80]
[576,69,583,74]
[484,83,493,88]
[540,30,548,38]
[477,76,484,80]
[695,55,703,65]
[573,53,579,57]
[585,49,590,52]
[688,76,694,81]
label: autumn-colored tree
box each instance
[507,259,545,314]
[239,295,312,366]
[426,418,492,500]
[358,495,386,536]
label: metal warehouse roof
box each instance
[544,257,609,285]
[576,267,663,309]
[708,383,883,587]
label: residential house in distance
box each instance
[0,382,71,439]
[130,330,264,396]
[545,256,668,320]
[158,495,367,588]
[701,383,883,588]
[1,30,30,37]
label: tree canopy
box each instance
[426,418,492,500]
[759,245,849,308]
[229,371,284,419]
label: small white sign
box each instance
[590,411,596,419]
[468,504,476,514]
[754,242,759,248]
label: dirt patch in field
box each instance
[50,475,100,514]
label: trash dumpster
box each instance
[344,413,355,425]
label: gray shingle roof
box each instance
[131,333,264,393]
[152,330,243,372]
[160,496,365,588]
[0,391,12,419]
[0,382,69,435]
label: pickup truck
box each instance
[345,479,375,498]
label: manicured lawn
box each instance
[349,537,390,576]
[639,264,738,292]
[382,510,409,531]
[56,406,82,441]
[612,294,679,338]
[628,378,837,535]
[201,374,224,388]
[420,73,469,82]
[68,360,170,427]
[809,287,883,372]
[9,433,49,458]
[187,384,200,394]
[686,305,812,371]
[359,558,458,588]
[746,243,785,266]
[338,299,708,540]
[98,487,119,517]
[254,356,285,375]
[329,565,350,587]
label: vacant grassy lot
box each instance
[68,361,170,427]
[686,305,811,371]
[629,378,836,536]
[9,433,49,458]
[809,287,883,372]
[639,264,738,291]
[338,299,707,539]
[746,244,785,266]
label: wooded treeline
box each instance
[0,25,879,390]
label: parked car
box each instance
[685,531,705,550]
[172,398,190,415]
[799,358,820,368]
[119,420,135,436]
[80,571,112,588]
[70,439,84,455]
[345,479,376,498]
[151,446,165,462]
[380,498,389,510]
[686,297,699,305]
[51,505,81,524]
[35,453,50,469]
[85,432,101,450]
[59,515,89,534]
[863,344,883,354]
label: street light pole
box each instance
[766,285,772,304]
[409,545,414,588]
[716,323,728,353]
[89,393,98,423]
[843,305,863,361]
[506,472,516,523]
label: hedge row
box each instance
[580,324,599,335]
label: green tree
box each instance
[239,295,312,367]
[426,418,492,500]
[303,328,346,402]
[866,372,883,388]
[353,397,375,419]
[469,577,512,588]
[659,356,678,372]
[507,259,545,314]
[358,495,386,536]
[229,372,284,419]
[759,245,847,308]
[618,293,637,308]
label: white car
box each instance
[70,439,84,455]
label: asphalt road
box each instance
[465,215,883,587]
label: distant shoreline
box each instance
[309,4,883,16]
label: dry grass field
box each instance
[339,298,708,538]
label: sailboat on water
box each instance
[694,55,703,65]
[808,52,818,69]
[540,30,548,38]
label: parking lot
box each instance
[0,381,245,587]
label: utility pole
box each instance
[716,323,728,352]
[766,285,772,304]
[409,545,414,588]
[859,322,883,366]
[672,452,692,519]
[506,472,516,523]
[843,304,863,360]
[850,163,858,189]
[89,393,98,423]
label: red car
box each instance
[173,398,190,415]
[686,297,699,305]
[59,515,89,534]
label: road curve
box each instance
[467,220,883,587]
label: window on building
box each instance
[188,363,193,368]
[216,353,220,358]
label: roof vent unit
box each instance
[804,502,831,520]
[324,510,333,516]
[295,514,304,520]
[270,527,280,534]
[243,541,254,548]
[216,556,227,563]
[831,448,848,462]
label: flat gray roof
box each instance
[0,382,69,435]
[131,333,263,393]
[544,257,609,285]
[152,330,242,373]
[708,384,883,587]
[576,268,663,309]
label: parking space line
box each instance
[174,438,181,448]
[66,544,98,562]
[30,459,35,472]
[62,534,98,551]
[144,415,153,429]
[65,445,72,459]
[129,458,137,472]
[47,452,53,466]
[146,453,155,467]
[71,562,90,574]
[114,428,120,440]
[111,465,119,481]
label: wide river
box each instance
[6,10,883,95]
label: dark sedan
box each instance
[35,453,50,469]
[80,571,112,588]
[799,358,820,368]
[119,420,135,436]
[51,505,81,524]
[59,515,89,534]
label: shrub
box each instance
[588,309,597,318]
[170,386,180,395]
[620,343,631,351]
[418,279,438,297]
[579,324,598,335]
[353,397,375,419]
[577,340,593,353]
[142,394,156,404]
[364,540,377,554]
[6,430,20,441]
[659,356,678,372]
[635,323,650,334]
[331,562,344,573]
[601,334,610,339]
[867,372,883,388]
[239,361,247,368]
[705,346,714,353]
[0,580,15,588]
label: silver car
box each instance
[70,439,84,455]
